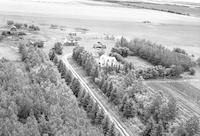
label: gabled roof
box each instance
[100,55,116,61]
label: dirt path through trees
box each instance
[62,54,133,136]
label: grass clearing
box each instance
[0,40,20,61]
[124,56,153,69]
[119,1,200,17]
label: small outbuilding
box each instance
[10,26,17,31]
[63,39,78,46]
[63,32,79,46]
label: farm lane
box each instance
[62,54,133,136]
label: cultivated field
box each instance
[99,0,200,17]
[145,81,200,121]
[1,0,200,58]
[0,0,200,135]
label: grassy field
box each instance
[1,12,200,58]
[0,41,20,61]
[0,17,116,69]
[129,2,200,17]
[124,56,153,69]
[94,0,200,17]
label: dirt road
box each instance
[62,54,133,136]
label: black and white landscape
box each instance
[0,0,200,136]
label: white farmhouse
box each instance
[99,55,118,67]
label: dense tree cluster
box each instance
[173,48,187,55]
[14,23,24,29]
[197,57,200,67]
[49,53,120,136]
[71,46,197,135]
[109,52,126,63]
[1,30,26,37]
[111,46,133,57]
[110,51,185,79]
[140,96,178,135]
[72,47,153,120]
[7,20,14,26]
[53,42,63,55]
[28,24,40,31]
[72,46,99,78]
[134,65,184,79]
[6,20,39,31]
[0,43,104,135]
[184,116,200,136]
[0,35,3,41]
[33,40,44,48]
[172,116,200,136]
[116,37,194,73]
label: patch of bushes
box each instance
[53,42,63,55]
[0,35,3,41]
[116,37,194,73]
[72,46,184,136]
[7,20,14,26]
[111,46,133,57]
[14,23,23,29]
[23,23,28,28]
[189,68,195,75]
[50,24,58,29]
[197,57,200,67]
[1,30,26,37]
[17,31,26,36]
[109,52,126,63]
[29,25,40,31]
[1,31,12,36]
[135,65,184,79]
[33,41,44,48]
[173,47,187,55]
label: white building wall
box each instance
[99,55,118,67]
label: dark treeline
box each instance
[0,20,40,42]
[116,37,194,73]
[71,46,199,136]
[110,43,195,79]
[7,20,40,31]
[49,50,120,136]
[110,46,187,78]
[197,57,200,67]
[0,43,104,135]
